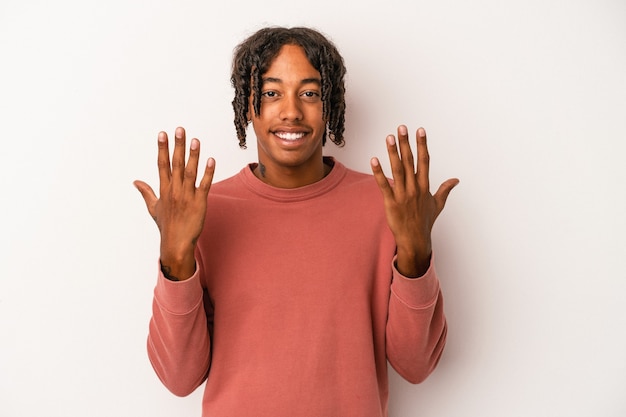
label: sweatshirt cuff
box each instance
[390,253,440,309]
[153,259,204,315]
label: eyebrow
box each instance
[262,77,321,86]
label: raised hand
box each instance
[370,125,458,277]
[134,127,215,281]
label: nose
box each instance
[279,94,303,121]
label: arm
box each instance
[370,125,458,277]
[135,127,216,394]
[386,256,447,383]
[147,267,212,396]
[371,125,457,382]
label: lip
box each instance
[271,127,310,144]
[274,131,306,141]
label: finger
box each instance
[183,138,201,193]
[397,125,416,188]
[133,180,158,219]
[197,157,216,196]
[386,134,405,190]
[370,157,394,201]
[171,127,186,185]
[416,127,430,192]
[157,131,171,197]
[433,178,460,218]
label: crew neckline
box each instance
[239,157,347,202]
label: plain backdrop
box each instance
[1,0,625,416]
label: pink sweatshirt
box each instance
[148,159,446,417]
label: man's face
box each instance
[249,44,326,180]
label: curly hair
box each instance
[231,26,347,149]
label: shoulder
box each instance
[207,166,251,197]
[327,164,385,214]
[336,163,381,194]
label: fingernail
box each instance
[370,157,380,167]
[399,125,408,135]
[175,127,184,139]
[190,138,199,150]
[418,127,426,137]
[207,158,215,168]
[386,135,396,146]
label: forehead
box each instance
[263,44,320,80]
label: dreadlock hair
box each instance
[231,26,347,149]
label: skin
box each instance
[370,126,459,277]
[249,44,330,189]
[134,45,458,280]
[134,128,215,281]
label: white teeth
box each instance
[275,132,305,141]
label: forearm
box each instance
[147,269,211,396]
[386,256,447,384]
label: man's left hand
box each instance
[371,125,459,277]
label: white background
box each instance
[1,0,625,416]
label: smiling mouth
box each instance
[274,131,306,141]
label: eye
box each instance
[301,90,321,101]
[261,91,279,99]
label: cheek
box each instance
[251,122,262,139]
[307,104,324,123]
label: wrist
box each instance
[159,260,196,281]
[160,244,196,281]
[395,245,431,278]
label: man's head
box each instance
[231,26,346,149]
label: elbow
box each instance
[166,380,202,398]
[390,322,447,384]
[403,373,430,385]
[394,355,439,385]
[147,337,209,397]
[149,353,207,397]
[396,350,445,385]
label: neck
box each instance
[253,159,332,189]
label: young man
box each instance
[134,26,458,416]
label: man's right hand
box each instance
[134,127,215,281]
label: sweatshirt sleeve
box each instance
[385,254,447,384]
[147,261,212,397]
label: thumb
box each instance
[133,180,158,218]
[433,178,459,216]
